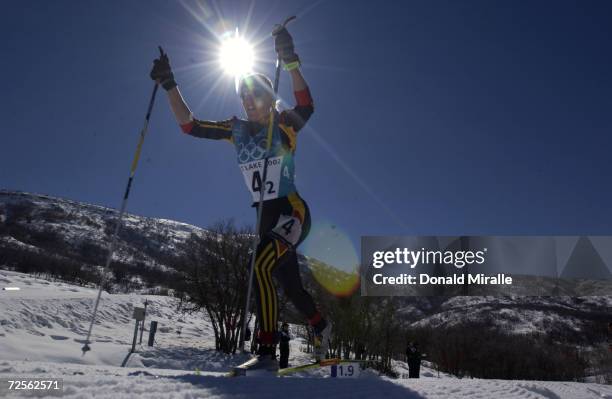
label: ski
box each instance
[227,356,279,377]
[227,357,366,377]
[277,358,366,376]
[227,357,260,377]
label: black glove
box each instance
[273,27,300,68]
[150,47,177,91]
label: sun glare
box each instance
[219,32,254,77]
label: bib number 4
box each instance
[272,215,302,246]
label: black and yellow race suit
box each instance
[179,87,324,346]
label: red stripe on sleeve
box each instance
[308,312,322,326]
[294,87,313,107]
[180,121,194,134]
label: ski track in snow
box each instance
[1,270,611,398]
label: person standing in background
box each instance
[279,322,291,369]
[406,342,423,378]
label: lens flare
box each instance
[302,221,360,297]
[219,30,254,77]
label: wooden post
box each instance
[139,299,148,345]
[148,321,158,347]
[131,306,145,353]
[130,319,139,353]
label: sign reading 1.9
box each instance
[331,363,360,378]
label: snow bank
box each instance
[1,270,611,398]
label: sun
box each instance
[219,30,254,78]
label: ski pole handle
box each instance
[272,15,296,36]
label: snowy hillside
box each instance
[1,190,610,346]
[1,270,611,398]
[0,190,207,283]
[406,295,612,335]
[0,190,327,293]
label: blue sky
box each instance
[1,1,611,267]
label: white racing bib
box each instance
[271,214,303,247]
[240,156,283,202]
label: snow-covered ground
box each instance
[1,270,611,398]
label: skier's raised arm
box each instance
[274,28,314,132]
[150,47,233,142]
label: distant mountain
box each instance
[0,190,207,291]
[0,190,340,295]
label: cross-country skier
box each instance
[150,26,331,370]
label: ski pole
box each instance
[82,75,160,355]
[239,16,296,352]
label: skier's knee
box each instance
[255,237,271,255]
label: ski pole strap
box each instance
[284,60,300,71]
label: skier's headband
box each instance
[238,74,273,99]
